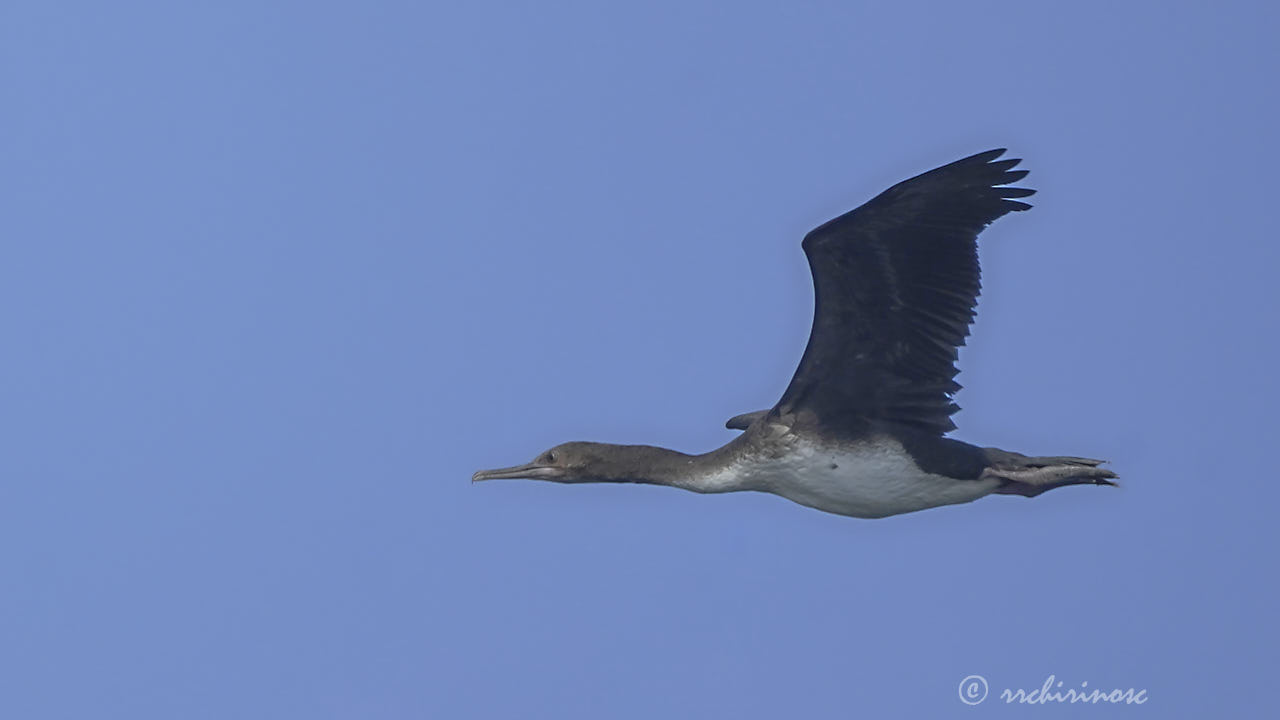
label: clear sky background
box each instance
[4,1,1277,717]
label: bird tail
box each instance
[982,449,1118,497]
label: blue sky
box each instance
[4,1,1277,717]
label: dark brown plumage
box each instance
[777,149,1035,436]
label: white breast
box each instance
[699,436,1000,519]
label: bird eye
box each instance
[545,451,557,464]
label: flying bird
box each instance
[473,150,1116,518]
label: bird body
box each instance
[693,430,1001,519]
[473,149,1117,518]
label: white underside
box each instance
[697,437,1000,519]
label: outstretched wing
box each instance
[774,149,1035,436]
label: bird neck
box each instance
[586,444,707,486]
[596,441,748,494]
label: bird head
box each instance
[472,442,689,485]
[472,442,608,484]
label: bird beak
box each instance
[471,462,562,482]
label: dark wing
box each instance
[774,149,1035,436]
